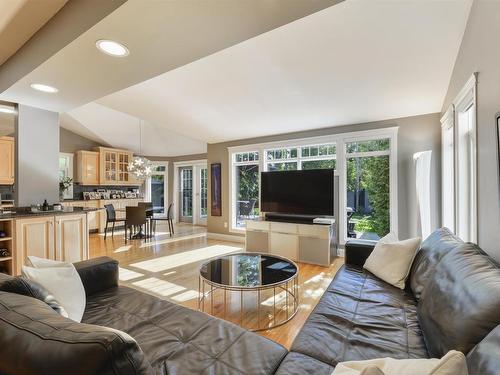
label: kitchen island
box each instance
[0,206,97,275]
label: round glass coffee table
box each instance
[198,252,299,331]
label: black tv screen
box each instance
[260,169,334,216]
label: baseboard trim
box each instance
[337,247,345,257]
[207,232,245,243]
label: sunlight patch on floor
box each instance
[260,290,288,307]
[132,277,186,297]
[130,244,243,273]
[114,245,132,253]
[303,287,325,298]
[171,290,199,302]
[139,233,207,248]
[303,272,327,285]
[119,267,144,281]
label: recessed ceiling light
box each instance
[0,106,16,114]
[96,39,129,57]
[30,83,58,93]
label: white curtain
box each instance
[413,151,432,240]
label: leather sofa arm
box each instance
[345,239,377,269]
[74,257,119,297]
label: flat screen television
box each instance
[260,169,334,216]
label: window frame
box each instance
[228,127,398,244]
[440,105,455,232]
[145,162,169,214]
[452,73,478,243]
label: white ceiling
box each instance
[0,0,473,155]
[0,0,339,112]
[97,0,472,144]
[63,103,207,156]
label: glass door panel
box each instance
[346,155,390,240]
[179,167,193,223]
[151,174,166,214]
[198,167,208,225]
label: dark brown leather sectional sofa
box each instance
[0,228,499,374]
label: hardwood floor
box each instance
[89,223,343,349]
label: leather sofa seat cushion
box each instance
[82,285,288,375]
[274,352,334,375]
[418,243,500,357]
[409,228,463,300]
[290,266,428,367]
[0,291,152,375]
[466,325,500,375]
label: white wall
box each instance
[441,0,500,262]
[16,104,59,206]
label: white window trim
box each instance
[228,127,399,245]
[173,159,208,224]
[452,73,478,243]
[440,105,455,232]
[145,161,169,215]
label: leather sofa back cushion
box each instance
[466,324,500,375]
[0,275,68,317]
[0,291,152,375]
[418,243,500,357]
[409,228,463,300]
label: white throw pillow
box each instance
[363,233,421,289]
[332,350,468,375]
[22,256,86,322]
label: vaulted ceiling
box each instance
[0,0,473,156]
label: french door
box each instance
[175,160,208,226]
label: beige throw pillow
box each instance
[363,233,421,289]
[332,350,468,375]
[22,256,86,322]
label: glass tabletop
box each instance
[200,253,298,288]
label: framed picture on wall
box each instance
[211,163,222,216]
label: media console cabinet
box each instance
[245,219,336,266]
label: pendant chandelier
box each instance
[128,120,152,180]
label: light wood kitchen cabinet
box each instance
[14,213,89,275]
[15,216,55,275]
[0,136,14,185]
[75,150,99,185]
[84,200,100,230]
[96,147,139,185]
[55,214,88,263]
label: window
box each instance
[200,168,208,217]
[228,129,397,242]
[456,102,476,242]
[440,74,477,242]
[146,164,168,214]
[345,138,391,240]
[266,143,336,171]
[233,152,260,228]
[441,107,455,232]
[58,153,73,200]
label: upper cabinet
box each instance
[95,147,139,186]
[75,150,99,185]
[0,136,14,185]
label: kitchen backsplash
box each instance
[0,185,14,200]
[71,184,144,200]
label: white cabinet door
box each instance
[55,214,88,263]
[15,217,55,275]
[269,232,298,260]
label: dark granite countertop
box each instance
[0,206,99,219]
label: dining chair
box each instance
[152,203,174,237]
[104,204,125,239]
[125,206,147,242]
[138,202,153,237]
